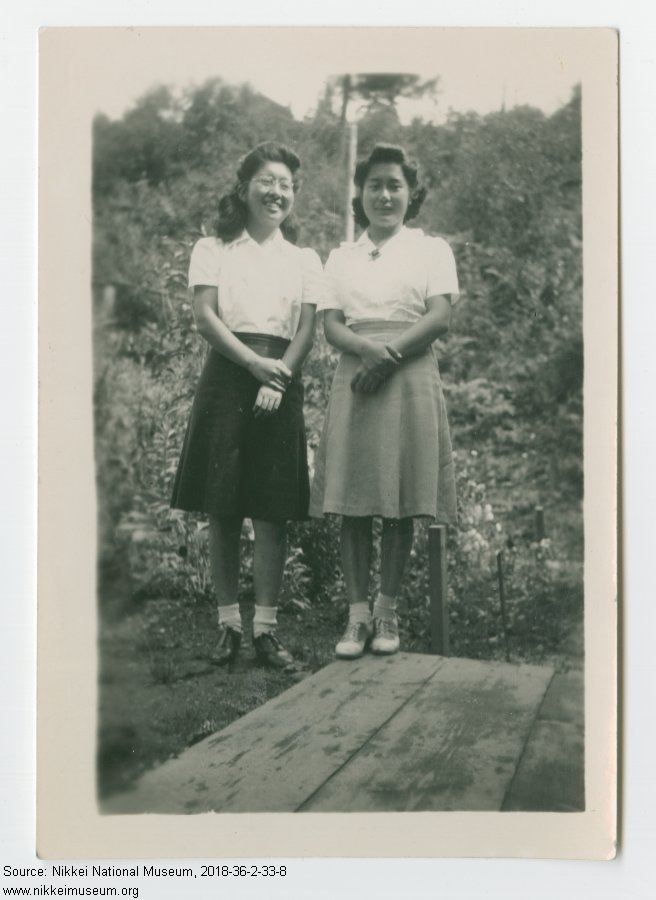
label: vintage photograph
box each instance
[37,27,617,858]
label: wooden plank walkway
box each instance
[102,653,584,815]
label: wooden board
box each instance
[103,653,446,814]
[301,657,554,811]
[502,671,584,811]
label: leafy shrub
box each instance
[445,377,516,441]
[398,456,581,661]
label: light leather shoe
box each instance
[335,621,372,659]
[371,616,400,655]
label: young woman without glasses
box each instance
[311,143,460,659]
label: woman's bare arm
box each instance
[348,295,453,393]
[193,285,290,389]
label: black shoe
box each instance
[253,631,295,670]
[211,625,241,666]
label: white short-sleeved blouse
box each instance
[318,226,459,325]
[188,230,323,339]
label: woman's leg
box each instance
[209,514,243,610]
[340,515,374,607]
[208,514,243,663]
[251,519,294,668]
[336,516,374,658]
[252,519,287,611]
[379,517,414,599]
[372,518,414,654]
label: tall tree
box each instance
[333,72,439,122]
[93,86,184,192]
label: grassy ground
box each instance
[97,596,344,798]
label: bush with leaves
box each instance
[398,454,581,661]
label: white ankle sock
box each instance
[373,593,397,622]
[349,602,372,625]
[253,605,278,638]
[218,603,242,632]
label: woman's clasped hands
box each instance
[350,340,402,393]
[249,356,293,418]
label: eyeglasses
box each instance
[252,175,295,194]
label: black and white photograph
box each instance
[36,26,617,860]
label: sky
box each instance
[90,28,587,124]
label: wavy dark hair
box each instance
[351,143,427,230]
[215,142,301,244]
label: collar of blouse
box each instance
[348,225,424,259]
[228,228,285,250]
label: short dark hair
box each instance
[216,142,301,243]
[351,143,427,230]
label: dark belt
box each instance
[233,332,290,359]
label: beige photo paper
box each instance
[37,27,617,859]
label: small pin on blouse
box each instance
[369,248,381,261]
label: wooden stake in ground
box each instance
[429,525,449,656]
[496,550,511,663]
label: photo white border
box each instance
[35,25,617,862]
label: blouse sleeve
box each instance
[299,248,325,306]
[315,249,344,313]
[188,238,222,289]
[426,237,460,303]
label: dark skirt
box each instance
[170,334,310,521]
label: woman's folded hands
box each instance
[350,341,401,393]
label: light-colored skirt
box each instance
[309,322,457,521]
